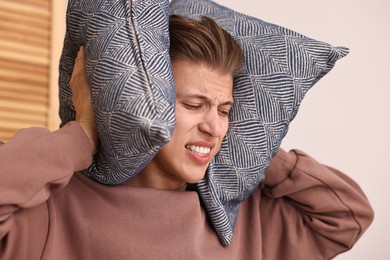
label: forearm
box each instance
[261,149,374,259]
[0,121,92,210]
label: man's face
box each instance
[141,59,233,189]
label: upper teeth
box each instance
[186,145,211,156]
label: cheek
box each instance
[214,120,229,152]
[173,107,196,133]
[222,119,229,137]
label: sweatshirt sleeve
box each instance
[260,148,374,260]
[0,121,92,240]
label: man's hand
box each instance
[70,46,99,154]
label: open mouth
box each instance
[185,145,211,156]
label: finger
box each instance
[70,46,87,93]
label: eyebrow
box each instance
[181,94,234,106]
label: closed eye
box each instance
[218,109,230,117]
[183,103,201,110]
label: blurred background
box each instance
[0,0,388,259]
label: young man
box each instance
[0,15,373,259]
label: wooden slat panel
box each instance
[0,9,49,28]
[0,110,46,123]
[0,0,52,141]
[0,31,49,48]
[0,119,46,131]
[10,0,50,8]
[0,58,48,74]
[0,47,49,63]
[0,82,48,96]
[0,65,49,84]
[0,49,49,66]
[0,99,47,114]
[0,1,50,17]
[0,40,48,58]
[0,89,47,103]
[0,20,49,39]
[0,129,18,141]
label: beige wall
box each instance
[215,0,389,259]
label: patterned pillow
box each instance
[170,0,349,246]
[59,0,175,184]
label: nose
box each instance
[198,109,226,137]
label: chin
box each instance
[183,172,206,185]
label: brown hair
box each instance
[169,15,243,77]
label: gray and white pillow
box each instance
[170,0,349,245]
[59,0,175,184]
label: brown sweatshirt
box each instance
[0,122,374,260]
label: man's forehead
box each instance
[177,91,234,106]
[173,59,233,102]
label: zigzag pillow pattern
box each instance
[59,0,175,184]
[170,0,349,246]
